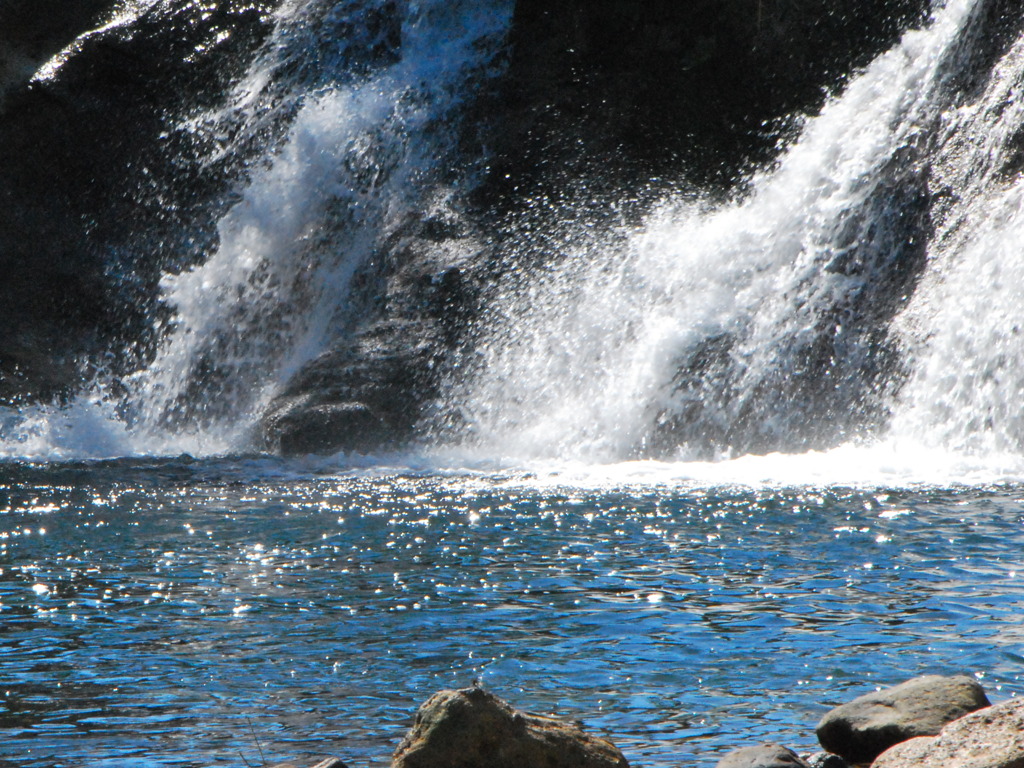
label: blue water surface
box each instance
[0,457,1022,767]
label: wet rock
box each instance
[871,697,1024,768]
[0,0,116,107]
[268,759,348,768]
[803,751,851,768]
[816,675,990,764]
[391,687,629,768]
[715,743,810,768]
[260,320,438,456]
[260,210,488,456]
[272,401,389,456]
[486,0,933,202]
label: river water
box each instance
[2,455,1022,768]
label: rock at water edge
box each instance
[872,697,1024,768]
[816,675,990,764]
[715,743,811,768]
[268,759,349,768]
[803,751,851,768]
[391,687,629,768]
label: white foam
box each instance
[400,434,1023,489]
[889,29,1024,454]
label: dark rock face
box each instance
[484,0,932,201]
[715,743,811,768]
[391,687,629,768]
[0,0,117,107]
[816,675,990,764]
[259,204,489,456]
[0,0,280,402]
[871,698,1024,768]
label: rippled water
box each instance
[1,458,1023,768]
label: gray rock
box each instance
[391,687,629,768]
[715,743,810,768]
[816,675,990,764]
[872,697,1024,768]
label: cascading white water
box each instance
[458,0,1015,470]
[0,0,512,460]
[888,25,1024,456]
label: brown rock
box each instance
[715,743,810,768]
[391,687,629,768]
[816,675,990,763]
[872,698,1024,768]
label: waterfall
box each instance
[6,0,1024,475]
[0,0,512,459]
[889,20,1024,456]
[455,0,1024,466]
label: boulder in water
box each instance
[259,208,488,456]
[816,675,990,763]
[270,400,390,456]
[714,743,810,768]
[871,697,1024,768]
[391,687,629,768]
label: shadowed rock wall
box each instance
[484,0,932,198]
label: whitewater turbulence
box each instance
[890,16,1024,458]
[455,0,1024,480]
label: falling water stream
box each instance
[0,0,513,460]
